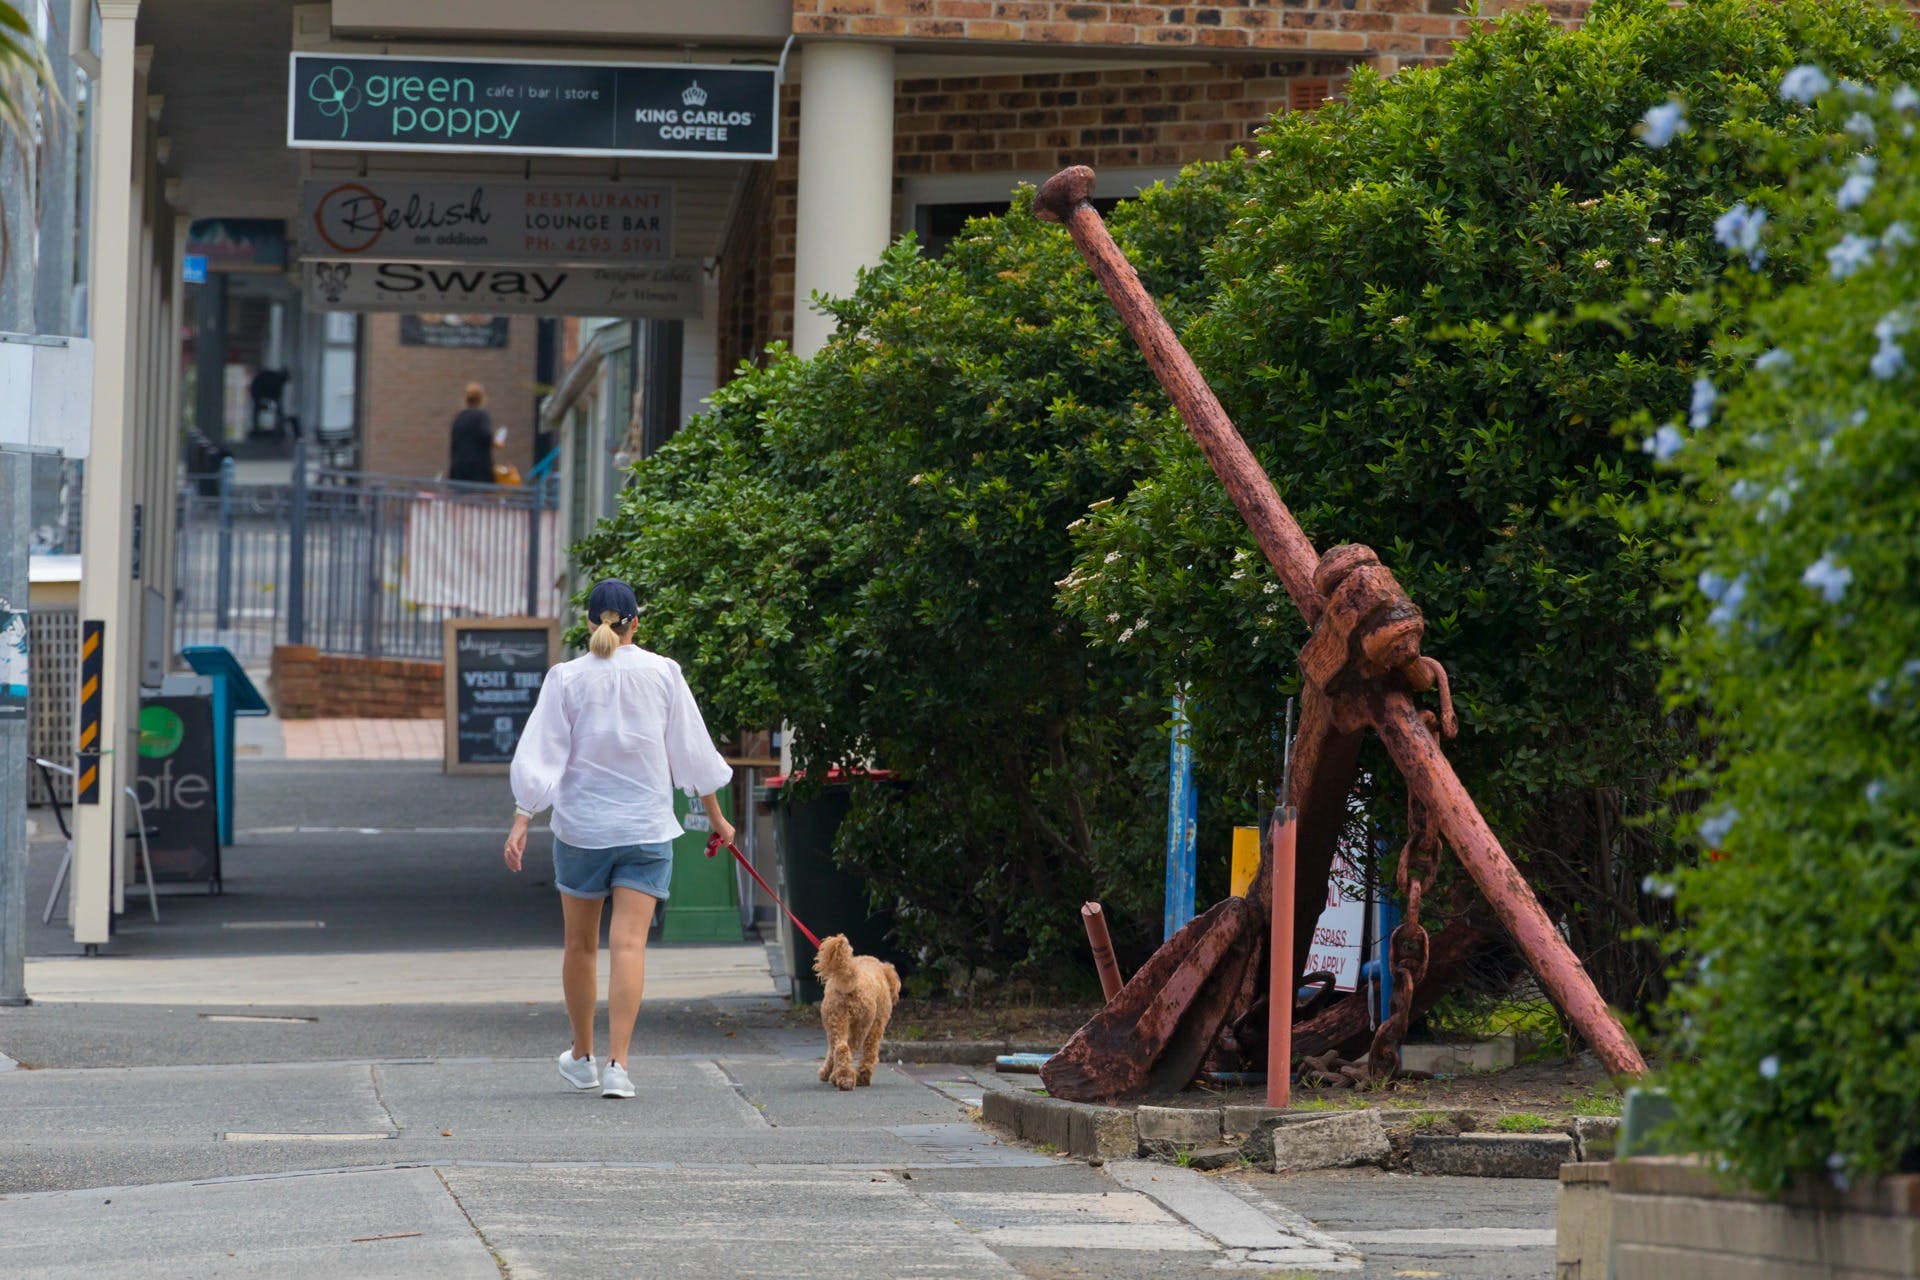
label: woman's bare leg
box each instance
[606,887,658,1066]
[560,892,605,1060]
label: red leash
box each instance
[705,834,822,949]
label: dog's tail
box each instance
[881,962,901,1002]
[813,934,856,984]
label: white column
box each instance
[791,41,895,358]
[70,4,142,945]
[155,203,186,646]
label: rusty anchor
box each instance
[1032,165,1646,1101]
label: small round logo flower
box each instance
[308,65,361,139]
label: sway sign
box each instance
[305,260,704,319]
[300,179,672,264]
[288,53,778,161]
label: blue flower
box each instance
[1837,171,1876,210]
[1759,1054,1781,1080]
[1780,64,1832,104]
[1707,573,1749,628]
[1698,569,1732,601]
[1642,423,1685,462]
[1688,377,1717,429]
[1699,806,1739,846]
[1884,222,1916,251]
[1801,553,1853,603]
[1754,347,1793,373]
[1866,779,1888,805]
[1845,111,1878,142]
[1639,99,1689,148]
[1895,84,1920,112]
[1870,679,1893,709]
[1872,342,1909,379]
[1828,233,1875,278]
[1729,478,1761,502]
[1715,202,1768,266]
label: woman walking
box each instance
[504,579,735,1099]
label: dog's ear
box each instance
[813,934,853,978]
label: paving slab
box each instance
[371,1058,763,1138]
[0,998,788,1068]
[442,1163,1022,1279]
[723,1058,974,1129]
[0,1165,496,1280]
[0,1062,389,1142]
[1231,1167,1558,1279]
[25,943,776,1005]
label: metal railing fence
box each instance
[176,444,562,664]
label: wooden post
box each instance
[1266,807,1297,1108]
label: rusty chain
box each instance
[1366,794,1443,1081]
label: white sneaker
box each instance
[558,1049,599,1090]
[601,1061,634,1099]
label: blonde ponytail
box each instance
[588,610,622,658]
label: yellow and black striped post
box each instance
[76,619,103,804]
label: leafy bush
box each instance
[575,172,1247,982]
[1655,67,1920,1191]
[1059,0,1920,1009]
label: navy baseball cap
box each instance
[586,578,639,625]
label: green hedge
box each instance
[574,174,1246,982]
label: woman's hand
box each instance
[504,813,530,872]
[701,793,735,848]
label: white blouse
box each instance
[509,645,734,849]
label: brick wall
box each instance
[791,0,1591,67]
[360,313,541,480]
[736,60,1343,361]
[271,645,444,720]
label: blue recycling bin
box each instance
[180,645,269,846]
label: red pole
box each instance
[1082,902,1125,1003]
[1266,807,1297,1108]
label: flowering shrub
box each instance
[1655,65,1920,1191]
[1059,0,1920,1009]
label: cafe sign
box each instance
[287,52,778,161]
[304,260,705,318]
[298,179,672,264]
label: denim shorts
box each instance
[551,837,675,901]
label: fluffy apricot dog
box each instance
[813,934,900,1090]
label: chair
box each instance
[34,758,159,926]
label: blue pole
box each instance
[1164,690,1198,941]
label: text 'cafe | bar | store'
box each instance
[49,0,1528,947]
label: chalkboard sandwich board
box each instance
[443,617,561,776]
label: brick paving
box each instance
[279,717,444,761]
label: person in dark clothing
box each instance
[447,383,496,484]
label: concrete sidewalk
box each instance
[0,993,1558,1280]
[5,760,1556,1278]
